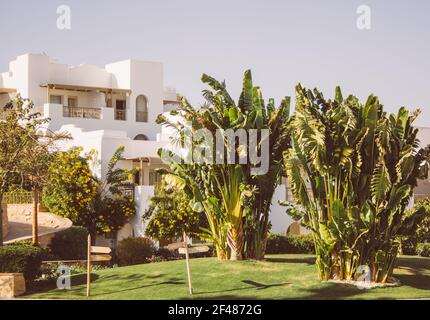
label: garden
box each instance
[1,70,430,300]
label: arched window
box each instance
[134,134,148,141]
[136,95,148,122]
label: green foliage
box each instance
[157,70,291,260]
[401,199,430,255]
[284,85,430,282]
[43,147,98,233]
[144,179,207,239]
[266,233,315,254]
[116,237,155,266]
[155,247,177,260]
[0,244,44,281]
[43,146,136,236]
[417,243,430,257]
[49,227,88,260]
[0,95,64,245]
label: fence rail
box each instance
[3,191,34,204]
[115,109,126,120]
[63,106,101,119]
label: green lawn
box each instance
[25,254,430,300]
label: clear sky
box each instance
[1,0,429,125]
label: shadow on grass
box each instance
[293,282,365,300]
[29,272,186,298]
[242,280,291,290]
[194,280,291,297]
[28,273,100,294]
[91,279,185,297]
[395,274,430,291]
[394,257,430,290]
[396,256,430,271]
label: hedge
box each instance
[417,243,430,258]
[0,244,44,281]
[116,237,156,266]
[48,226,88,260]
[266,233,315,254]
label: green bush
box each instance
[401,216,430,255]
[0,245,44,281]
[11,240,57,261]
[116,237,155,266]
[155,247,177,260]
[266,233,315,254]
[49,227,88,260]
[417,243,430,258]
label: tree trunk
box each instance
[228,230,243,261]
[0,193,3,247]
[32,188,39,246]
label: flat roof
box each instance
[40,83,131,94]
[0,88,17,94]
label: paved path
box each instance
[4,221,57,243]
[3,211,72,244]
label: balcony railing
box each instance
[115,109,126,120]
[136,111,148,122]
[63,106,101,119]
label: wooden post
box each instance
[31,189,38,246]
[87,234,91,297]
[183,232,193,295]
[139,158,144,186]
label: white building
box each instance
[1,53,429,245]
[0,53,296,245]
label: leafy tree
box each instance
[401,198,430,254]
[143,178,207,239]
[18,126,68,245]
[43,146,136,240]
[284,85,430,282]
[43,147,98,235]
[0,95,67,246]
[157,70,291,260]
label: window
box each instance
[134,171,141,185]
[68,96,77,107]
[115,100,126,120]
[136,95,148,122]
[149,170,162,186]
[134,134,148,141]
[49,95,63,104]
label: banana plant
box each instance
[157,70,291,260]
[285,84,430,282]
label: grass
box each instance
[25,254,430,300]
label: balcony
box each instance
[115,109,126,121]
[63,106,101,119]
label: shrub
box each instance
[116,237,155,266]
[0,244,44,281]
[49,227,88,260]
[401,216,430,255]
[155,247,177,260]
[265,233,315,254]
[11,240,58,261]
[417,243,430,258]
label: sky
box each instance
[1,0,429,126]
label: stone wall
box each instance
[1,204,8,240]
[6,204,33,224]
